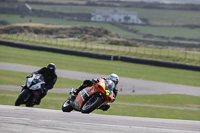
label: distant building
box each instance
[91,8,143,24]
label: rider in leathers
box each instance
[73,73,119,111]
[22,63,57,106]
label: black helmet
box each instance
[47,63,56,73]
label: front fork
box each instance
[19,89,31,101]
[21,89,40,102]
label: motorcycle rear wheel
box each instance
[81,95,102,114]
[62,99,73,112]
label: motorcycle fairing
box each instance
[25,74,45,91]
[75,86,94,109]
[29,82,45,90]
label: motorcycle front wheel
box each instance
[15,89,29,106]
[81,95,103,114]
[62,99,73,112]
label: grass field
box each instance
[1,14,200,41]
[1,90,200,121]
[29,4,200,26]
[0,14,142,39]
[1,34,200,65]
[127,25,200,39]
[1,45,200,87]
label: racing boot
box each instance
[98,103,110,111]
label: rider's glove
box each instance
[26,74,33,78]
[73,89,78,95]
[92,78,99,84]
[83,80,93,86]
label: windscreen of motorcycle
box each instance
[27,74,45,89]
[105,80,114,96]
[34,74,44,83]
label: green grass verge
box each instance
[1,90,200,121]
[0,45,200,87]
[117,94,200,108]
[94,104,200,121]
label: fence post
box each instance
[159,48,162,56]
[135,47,138,54]
[199,54,200,62]
[44,37,46,44]
[167,49,170,58]
[111,55,113,61]
[176,50,178,58]
[152,48,154,56]
[184,49,187,59]
[193,53,195,60]
[73,40,75,47]
[85,41,87,49]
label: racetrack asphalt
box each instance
[1,105,200,133]
[0,62,200,96]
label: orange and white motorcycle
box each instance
[62,78,114,113]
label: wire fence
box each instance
[0,34,200,62]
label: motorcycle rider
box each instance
[22,63,57,106]
[73,73,119,111]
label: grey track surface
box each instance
[1,105,200,133]
[0,62,200,96]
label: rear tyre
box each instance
[62,99,73,112]
[81,95,102,114]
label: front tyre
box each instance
[81,95,103,114]
[62,99,73,112]
[15,90,29,106]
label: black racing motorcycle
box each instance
[15,73,45,107]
